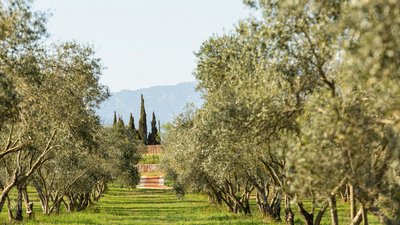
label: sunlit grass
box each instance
[139,154,161,164]
[140,171,164,176]
[0,184,382,224]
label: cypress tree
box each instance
[138,94,147,144]
[148,132,152,144]
[148,112,160,145]
[114,116,126,136]
[157,119,161,144]
[113,111,117,126]
[128,113,138,139]
[128,113,136,131]
[117,116,125,127]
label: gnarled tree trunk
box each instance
[284,195,294,225]
[328,195,339,225]
[298,202,313,225]
[298,198,329,225]
[15,183,24,221]
[22,185,33,219]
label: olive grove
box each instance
[0,0,141,221]
[162,1,400,225]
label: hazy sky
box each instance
[33,0,253,92]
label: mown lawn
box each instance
[139,154,161,164]
[0,185,382,224]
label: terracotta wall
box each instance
[138,164,159,173]
[146,145,163,155]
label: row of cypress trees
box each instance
[113,94,161,145]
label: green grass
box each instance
[140,171,164,176]
[0,185,383,224]
[139,154,161,164]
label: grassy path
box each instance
[4,185,264,225]
[0,185,383,224]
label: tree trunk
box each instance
[350,208,363,225]
[254,186,275,219]
[284,195,294,225]
[6,194,13,221]
[61,198,69,212]
[15,184,23,221]
[328,195,339,225]
[298,202,313,225]
[209,188,223,205]
[214,190,223,204]
[22,185,33,219]
[66,194,76,212]
[219,190,234,213]
[50,195,62,214]
[285,208,295,225]
[271,191,282,221]
[239,187,252,215]
[349,184,356,220]
[81,193,90,210]
[341,185,349,202]
[96,181,106,201]
[0,171,18,213]
[255,191,264,214]
[233,202,239,214]
[361,204,368,225]
[314,201,328,225]
[32,178,49,214]
[37,189,49,214]
[0,193,7,215]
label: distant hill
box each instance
[97,81,203,125]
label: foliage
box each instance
[127,112,139,140]
[0,0,139,222]
[148,112,161,145]
[138,94,147,144]
[99,124,141,189]
[139,155,160,164]
[162,0,400,224]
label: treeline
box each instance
[162,1,399,225]
[0,0,140,222]
[113,94,161,145]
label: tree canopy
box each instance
[162,1,400,225]
[0,0,141,221]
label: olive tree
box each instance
[0,0,110,221]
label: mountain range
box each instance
[96,81,203,126]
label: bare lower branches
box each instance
[0,126,26,160]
